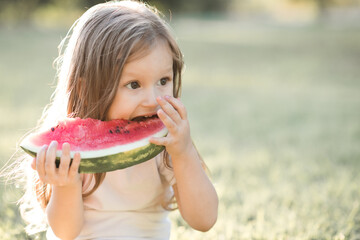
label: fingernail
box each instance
[164,95,170,100]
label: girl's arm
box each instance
[172,147,218,231]
[33,142,84,240]
[150,96,218,231]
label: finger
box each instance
[164,95,187,120]
[69,152,81,178]
[149,136,169,146]
[31,157,36,170]
[157,96,182,123]
[45,141,58,178]
[59,142,71,177]
[36,145,47,181]
[157,109,177,132]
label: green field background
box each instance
[1,18,360,239]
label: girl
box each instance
[16,1,218,239]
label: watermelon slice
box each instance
[20,117,167,173]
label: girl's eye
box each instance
[158,78,169,86]
[126,81,140,89]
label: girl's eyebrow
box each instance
[122,65,173,78]
[157,65,173,76]
[164,66,173,73]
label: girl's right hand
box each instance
[31,141,81,187]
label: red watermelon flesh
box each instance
[20,117,168,173]
[29,117,165,151]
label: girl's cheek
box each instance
[162,83,174,96]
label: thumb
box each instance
[149,137,168,146]
[31,157,36,170]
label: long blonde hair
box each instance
[11,0,184,234]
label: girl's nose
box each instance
[142,88,158,107]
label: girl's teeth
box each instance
[132,115,157,122]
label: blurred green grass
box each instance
[1,19,360,239]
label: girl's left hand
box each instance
[150,95,194,159]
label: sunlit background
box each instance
[1,0,360,239]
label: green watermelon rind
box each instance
[21,143,165,173]
[20,119,168,173]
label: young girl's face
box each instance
[107,40,174,121]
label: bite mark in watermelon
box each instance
[20,117,167,173]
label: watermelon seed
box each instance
[115,129,121,133]
[109,130,113,134]
[51,127,55,132]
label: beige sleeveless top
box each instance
[47,154,176,240]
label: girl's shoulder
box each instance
[156,152,176,186]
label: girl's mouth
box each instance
[131,114,158,122]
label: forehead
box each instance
[127,38,173,62]
[121,40,173,77]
